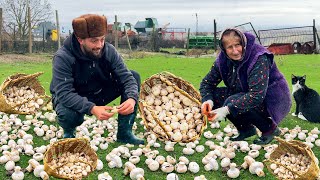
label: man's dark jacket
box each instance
[50,33,138,115]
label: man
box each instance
[50,14,144,145]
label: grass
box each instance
[0,53,319,180]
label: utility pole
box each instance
[0,8,2,53]
[195,13,198,36]
[114,15,118,49]
[56,10,61,49]
[27,1,32,54]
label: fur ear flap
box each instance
[291,74,295,78]
[302,75,306,79]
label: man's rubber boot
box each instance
[117,112,144,145]
[63,128,76,138]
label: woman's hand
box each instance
[201,100,216,121]
[212,106,230,121]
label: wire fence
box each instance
[0,22,319,54]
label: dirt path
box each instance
[0,53,53,63]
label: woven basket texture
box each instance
[264,137,320,180]
[0,72,50,114]
[139,71,207,143]
[44,138,98,179]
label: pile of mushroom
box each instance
[269,153,311,179]
[3,85,45,113]
[47,152,94,179]
[0,94,319,180]
[141,83,205,142]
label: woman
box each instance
[200,28,291,145]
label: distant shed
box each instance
[267,43,294,55]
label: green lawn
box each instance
[0,53,319,180]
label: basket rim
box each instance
[139,71,207,143]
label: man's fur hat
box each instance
[72,14,107,39]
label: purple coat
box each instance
[216,32,291,125]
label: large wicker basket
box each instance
[0,72,51,114]
[44,138,98,180]
[139,71,207,143]
[264,137,320,180]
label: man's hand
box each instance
[117,98,136,115]
[211,106,230,121]
[91,106,115,120]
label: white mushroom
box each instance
[195,145,205,153]
[188,161,200,173]
[166,155,176,165]
[155,155,166,165]
[5,160,15,171]
[148,160,160,171]
[179,156,189,165]
[175,162,188,173]
[182,147,195,155]
[227,163,240,179]
[96,159,104,171]
[33,153,44,161]
[221,157,230,168]
[98,172,113,180]
[204,157,219,171]
[124,162,136,176]
[248,150,260,159]
[39,171,49,180]
[161,162,174,173]
[167,173,179,180]
[129,156,140,165]
[130,168,145,180]
[33,165,44,177]
[11,166,24,180]
[249,162,265,177]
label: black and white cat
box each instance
[291,74,320,123]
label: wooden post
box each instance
[114,15,118,49]
[28,6,32,54]
[56,10,61,49]
[213,19,217,51]
[124,27,131,51]
[186,28,190,55]
[313,19,317,53]
[0,8,2,53]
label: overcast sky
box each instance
[50,0,320,33]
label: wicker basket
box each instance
[0,72,51,114]
[264,137,320,180]
[139,71,207,143]
[44,138,98,180]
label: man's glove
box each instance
[212,106,230,121]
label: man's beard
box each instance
[82,44,102,59]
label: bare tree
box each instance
[0,0,52,40]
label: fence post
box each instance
[313,19,317,53]
[28,6,32,54]
[213,19,217,51]
[0,8,2,53]
[56,10,61,49]
[186,28,190,55]
[124,27,132,51]
[114,15,118,49]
